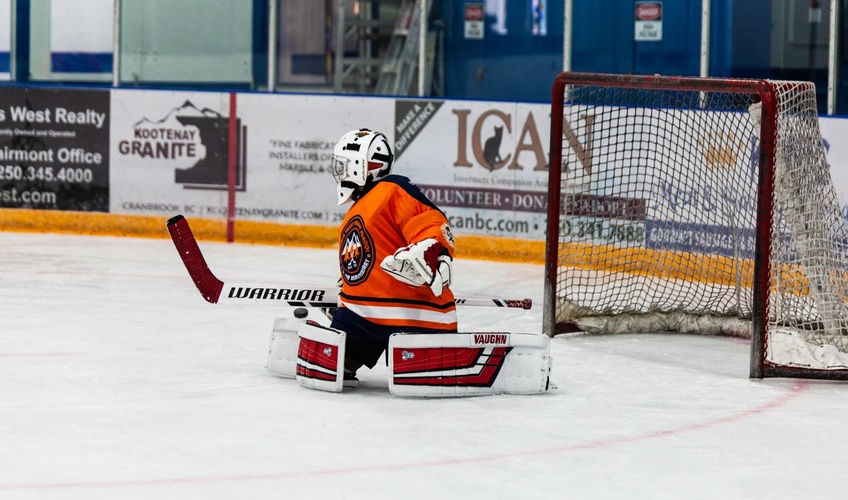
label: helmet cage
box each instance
[331,129,393,204]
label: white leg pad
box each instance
[388,332,552,397]
[266,317,303,378]
[295,321,347,393]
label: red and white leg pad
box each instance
[295,321,347,392]
[388,332,552,397]
[266,317,303,378]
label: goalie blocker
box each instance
[267,319,552,396]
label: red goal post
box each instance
[545,72,848,380]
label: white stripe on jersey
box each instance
[342,301,456,326]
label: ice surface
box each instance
[1,232,846,499]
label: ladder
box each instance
[332,0,384,93]
[376,0,431,95]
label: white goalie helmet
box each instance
[331,128,394,205]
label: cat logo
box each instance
[339,215,375,285]
[453,108,548,172]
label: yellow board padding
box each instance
[557,242,818,296]
[0,208,823,292]
[453,234,545,264]
[559,243,820,301]
[0,209,547,264]
[558,241,755,288]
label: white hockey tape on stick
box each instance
[388,333,552,397]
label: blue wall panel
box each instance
[572,0,703,76]
[441,0,564,103]
[439,0,777,102]
[571,0,634,74]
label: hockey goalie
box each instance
[266,128,552,396]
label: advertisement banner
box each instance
[235,93,394,227]
[109,90,555,239]
[0,87,110,211]
[100,86,848,251]
[109,90,235,217]
[392,99,551,240]
[558,105,763,255]
[818,117,848,219]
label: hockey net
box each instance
[544,72,848,379]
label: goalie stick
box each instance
[167,215,532,310]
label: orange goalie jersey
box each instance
[332,175,458,344]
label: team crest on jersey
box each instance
[339,215,375,285]
[441,223,455,248]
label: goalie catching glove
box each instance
[380,238,452,297]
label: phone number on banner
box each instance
[560,217,646,245]
[0,165,94,184]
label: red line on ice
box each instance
[0,381,809,492]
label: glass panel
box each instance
[486,0,507,35]
[277,0,330,87]
[839,0,848,114]
[51,0,113,73]
[119,0,253,86]
[0,0,9,80]
[532,0,547,36]
[28,0,113,82]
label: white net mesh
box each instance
[766,82,848,370]
[550,76,848,375]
